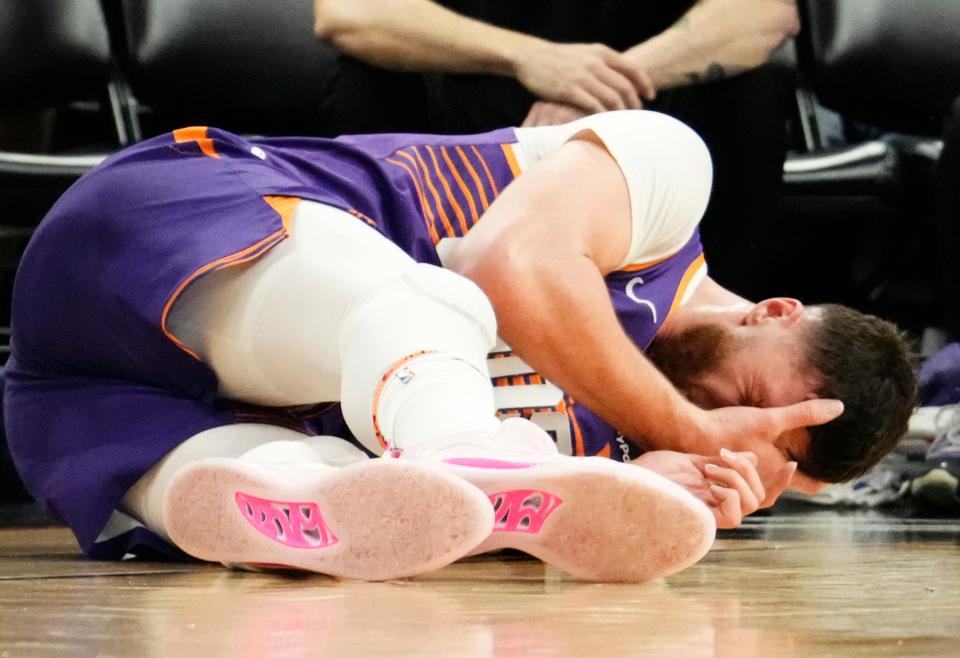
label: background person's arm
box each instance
[522,0,798,126]
[625,0,799,90]
[313,0,654,113]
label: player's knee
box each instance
[400,264,497,349]
[337,263,497,384]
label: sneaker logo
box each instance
[236,492,339,549]
[489,489,563,534]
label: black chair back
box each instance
[119,0,338,135]
[798,0,960,135]
[0,0,112,111]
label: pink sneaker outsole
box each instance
[163,457,494,580]
[449,458,717,582]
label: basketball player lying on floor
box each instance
[5,111,916,583]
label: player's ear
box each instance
[744,298,804,328]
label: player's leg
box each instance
[158,200,508,577]
[120,424,368,539]
[170,198,713,582]
[169,199,503,446]
[121,424,493,580]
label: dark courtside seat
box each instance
[118,0,339,136]
[0,0,112,114]
[778,0,960,327]
[0,0,114,229]
[799,0,960,138]
[0,1,117,502]
[0,0,116,332]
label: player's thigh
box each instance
[170,200,420,405]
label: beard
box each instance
[646,323,733,394]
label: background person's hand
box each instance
[515,41,655,114]
[632,449,797,529]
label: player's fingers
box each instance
[728,450,759,467]
[704,462,760,515]
[761,461,798,508]
[710,485,743,529]
[774,399,844,433]
[719,448,765,506]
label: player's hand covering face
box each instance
[690,400,841,490]
[631,449,797,529]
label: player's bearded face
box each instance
[647,323,734,407]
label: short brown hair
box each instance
[799,305,918,483]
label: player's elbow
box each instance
[451,241,535,305]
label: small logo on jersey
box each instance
[396,367,416,384]
[625,276,658,323]
[614,434,633,463]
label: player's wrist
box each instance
[659,396,716,454]
[628,393,708,454]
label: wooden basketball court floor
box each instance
[1,503,957,657]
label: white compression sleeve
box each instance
[168,199,502,455]
[338,262,502,454]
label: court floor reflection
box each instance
[1,509,958,657]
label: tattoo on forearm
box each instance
[685,63,726,85]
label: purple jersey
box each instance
[5,125,703,559]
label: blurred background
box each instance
[1,0,958,511]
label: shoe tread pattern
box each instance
[164,458,493,580]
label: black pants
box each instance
[316,57,791,298]
[937,96,960,338]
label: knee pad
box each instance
[401,263,498,348]
[338,263,497,369]
[338,264,499,453]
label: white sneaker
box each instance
[163,457,494,580]
[411,421,716,583]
